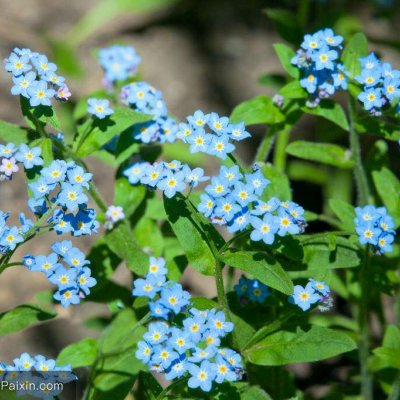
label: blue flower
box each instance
[149,300,170,320]
[227,209,250,233]
[27,80,55,107]
[124,162,150,184]
[87,98,114,119]
[214,196,241,222]
[187,110,209,128]
[309,279,330,297]
[184,167,209,187]
[208,112,230,134]
[51,240,73,257]
[276,209,301,236]
[356,68,382,87]
[13,353,35,371]
[312,46,338,70]
[49,267,77,288]
[4,53,32,76]
[207,311,233,336]
[188,346,217,363]
[245,170,270,195]
[143,322,169,345]
[136,341,153,364]
[187,130,212,153]
[383,78,400,100]
[41,160,67,184]
[183,315,206,342]
[358,88,383,111]
[320,28,343,47]
[247,280,270,303]
[228,122,251,141]
[53,287,80,308]
[0,226,24,251]
[157,170,186,198]
[15,144,43,169]
[290,282,322,311]
[250,214,279,245]
[188,360,216,392]
[63,247,89,269]
[66,166,92,189]
[31,253,61,277]
[160,283,190,314]
[205,176,230,198]
[214,355,237,383]
[11,71,36,97]
[165,357,188,380]
[32,54,57,75]
[359,53,380,70]
[148,256,168,276]
[0,143,16,159]
[140,164,163,187]
[77,267,97,295]
[198,194,216,218]
[208,135,235,159]
[356,221,381,245]
[232,183,257,207]
[220,165,242,183]
[133,275,162,299]
[301,33,323,51]
[153,346,179,370]
[58,183,88,212]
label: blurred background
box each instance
[1,0,400,396]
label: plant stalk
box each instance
[273,126,290,172]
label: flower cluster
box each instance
[354,205,396,254]
[291,28,347,105]
[0,143,43,180]
[178,110,250,159]
[28,160,98,237]
[289,279,331,311]
[87,98,114,119]
[134,256,243,392]
[24,240,96,307]
[124,160,208,198]
[3,48,71,105]
[0,353,75,400]
[356,53,400,114]
[234,276,270,304]
[0,211,32,254]
[198,165,306,242]
[98,45,141,86]
[120,81,178,143]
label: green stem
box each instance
[388,372,400,400]
[317,214,345,229]
[89,183,107,212]
[348,97,371,205]
[254,126,277,163]
[215,259,229,310]
[226,266,234,292]
[358,245,373,400]
[273,126,290,172]
[228,153,246,175]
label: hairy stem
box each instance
[273,126,290,172]
[358,246,373,400]
[254,125,277,164]
[348,97,371,205]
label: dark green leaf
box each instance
[20,96,61,131]
[0,120,31,144]
[76,108,151,157]
[134,371,163,400]
[373,325,400,370]
[164,193,225,275]
[264,9,303,45]
[56,338,98,368]
[244,325,356,365]
[260,163,292,200]
[230,96,285,126]
[301,99,349,131]
[134,218,164,256]
[329,199,355,230]
[105,221,149,275]
[342,32,368,77]
[372,167,400,225]
[273,43,299,79]
[219,250,293,295]
[114,177,146,218]
[286,141,354,168]
[0,305,56,336]
[279,81,307,99]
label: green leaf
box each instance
[286,141,354,168]
[373,325,400,370]
[372,167,400,225]
[114,177,146,218]
[301,99,349,131]
[20,96,62,131]
[260,163,292,200]
[56,338,98,368]
[355,117,400,141]
[48,39,84,78]
[342,32,368,77]
[114,130,141,165]
[134,218,164,257]
[0,120,31,144]
[164,193,225,275]
[134,371,163,400]
[105,221,149,275]
[230,96,285,126]
[219,250,293,295]
[0,305,56,336]
[279,80,307,99]
[244,325,356,365]
[264,9,303,45]
[88,308,146,400]
[273,43,299,79]
[329,199,356,230]
[240,385,273,400]
[76,107,151,157]
[297,235,360,270]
